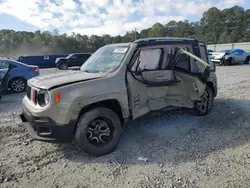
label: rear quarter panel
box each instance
[7,66,39,85]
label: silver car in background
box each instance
[210,49,250,66]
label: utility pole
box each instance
[134,28,137,40]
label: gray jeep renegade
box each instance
[20,37,217,156]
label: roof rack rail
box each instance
[134,37,196,43]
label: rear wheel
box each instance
[75,107,122,157]
[194,86,214,116]
[9,77,26,93]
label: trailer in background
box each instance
[17,54,69,68]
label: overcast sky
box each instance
[0,0,249,36]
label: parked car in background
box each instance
[0,59,39,93]
[18,54,69,68]
[20,37,217,157]
[55,53,92,70]
[0,74,4,100]
[0,67,9,100]
[0,80,2,100]
[210,49,250,66]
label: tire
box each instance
[219,59,225,66]
[221,57,232,66]
[75,107,122,157]
[226,57,233,66]
[59,63,68,70]
[194,86,214,116]
[244,56,250,64]
[9,77,27,93]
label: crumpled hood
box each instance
[28,71,108,89]
[210,52,226,59]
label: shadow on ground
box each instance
[57,98,250,166]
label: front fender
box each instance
[224,54,234,60]
[70,93,130,119]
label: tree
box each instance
[1,5,250,59]
[148,23,165,37]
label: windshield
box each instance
[80,45,129,73]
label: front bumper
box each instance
[19,105,76,143]
[211,59,221,63]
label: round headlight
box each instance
[37,90,50,107]
[44,92,50,104]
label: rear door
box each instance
[126,44,208,119]
[76,54,91,66]
[166,44,209,108]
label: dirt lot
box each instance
[1,65,250,188]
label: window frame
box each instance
[198,43,208,62]
[0,61,9,69]
[174,48,191,73]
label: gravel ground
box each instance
[1,65,250,188]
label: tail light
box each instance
[29,67,39,72]
[210,62,216,71]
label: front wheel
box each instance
[59,63,68,70]
[219,58,225,66]
[194,86,214,116]
[75,107,122,157]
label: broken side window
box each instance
[131,48,162,72]
[199,44,208,62]
[175,53,190,72]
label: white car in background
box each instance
[210,49,250,66]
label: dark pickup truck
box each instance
[55,53,92,70]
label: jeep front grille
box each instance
[26,85,31,100]
[26,85,37,104]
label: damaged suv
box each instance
[20,37,217,156]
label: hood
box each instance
[210,52,226,59]
[55,57,66,63]
[28,71,108,89]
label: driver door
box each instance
[126,45,208,119]
[126,46,177,119]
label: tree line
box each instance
[0,6,250,58]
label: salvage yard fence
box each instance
[207,42,250,52]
